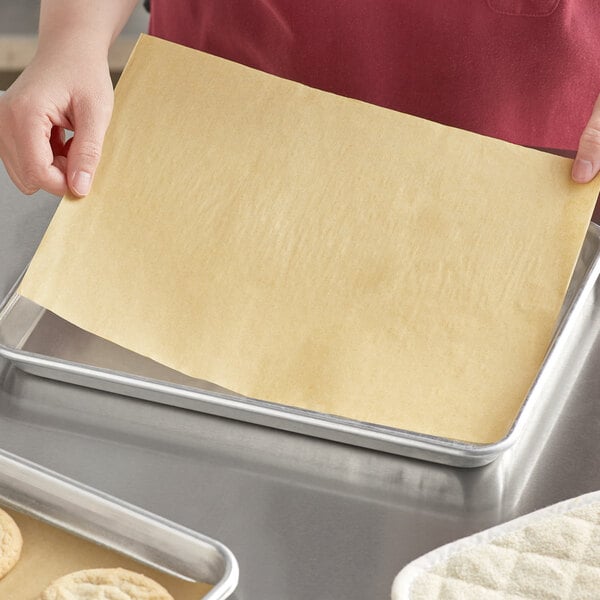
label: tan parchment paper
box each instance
[0,507,212,599]
[19,35,600,444]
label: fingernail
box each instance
[572,159,593,183]
[72,170,92,196]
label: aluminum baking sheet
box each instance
[0,448,238,599]
[1,224,600,467]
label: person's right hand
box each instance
[0,47,114,198]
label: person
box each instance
[0,0,599,217]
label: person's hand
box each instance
[572,93,600,184]
[0,47,113,198]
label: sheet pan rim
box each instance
[1,223,598,468]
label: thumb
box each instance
[572,94,600,184]
[67,99,112,197]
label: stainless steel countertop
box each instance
[1,161,599,600]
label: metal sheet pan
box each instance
[1,224,599,468]
[0,448,238,599]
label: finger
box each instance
[34,164,69,196]
[572,94,600,183]
[15,113,69,196]
[67,98,112,197]
[4,152,67,197]
[53,154,67,173]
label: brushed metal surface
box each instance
[2,160,600,599]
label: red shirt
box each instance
[149,1,600,150]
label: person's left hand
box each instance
[572,93,600,184]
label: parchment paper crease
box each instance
[19,35,600,444]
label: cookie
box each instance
[0,507,22,579]
[40,567,174,600]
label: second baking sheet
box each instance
[0,507,212,599]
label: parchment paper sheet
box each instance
[0,507,211,599]
[19,35,600,444]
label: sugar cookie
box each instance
[0,507,22,579]
[40,567,174,600]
